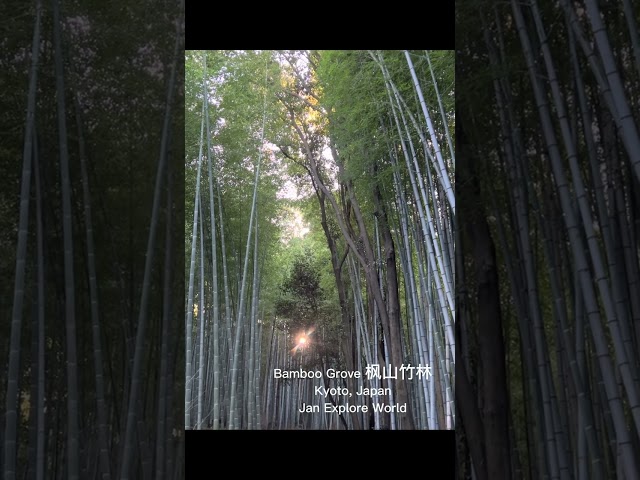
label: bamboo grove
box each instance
[1,1,185,478]
[185,50,455,430]
[458,0,640,478]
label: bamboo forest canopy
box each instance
[457,0,640,478]
[185,50,454,430]
[1,0,184,479]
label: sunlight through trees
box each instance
[185,50,454,430]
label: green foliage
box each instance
[185,51,285,286]
[316,51,387,181]
[272,240,342,369]
[275,248,322,329]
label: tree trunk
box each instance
[458,113,512,479]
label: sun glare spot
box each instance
[291,328,316,354]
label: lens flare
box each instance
[290,328,315,354]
